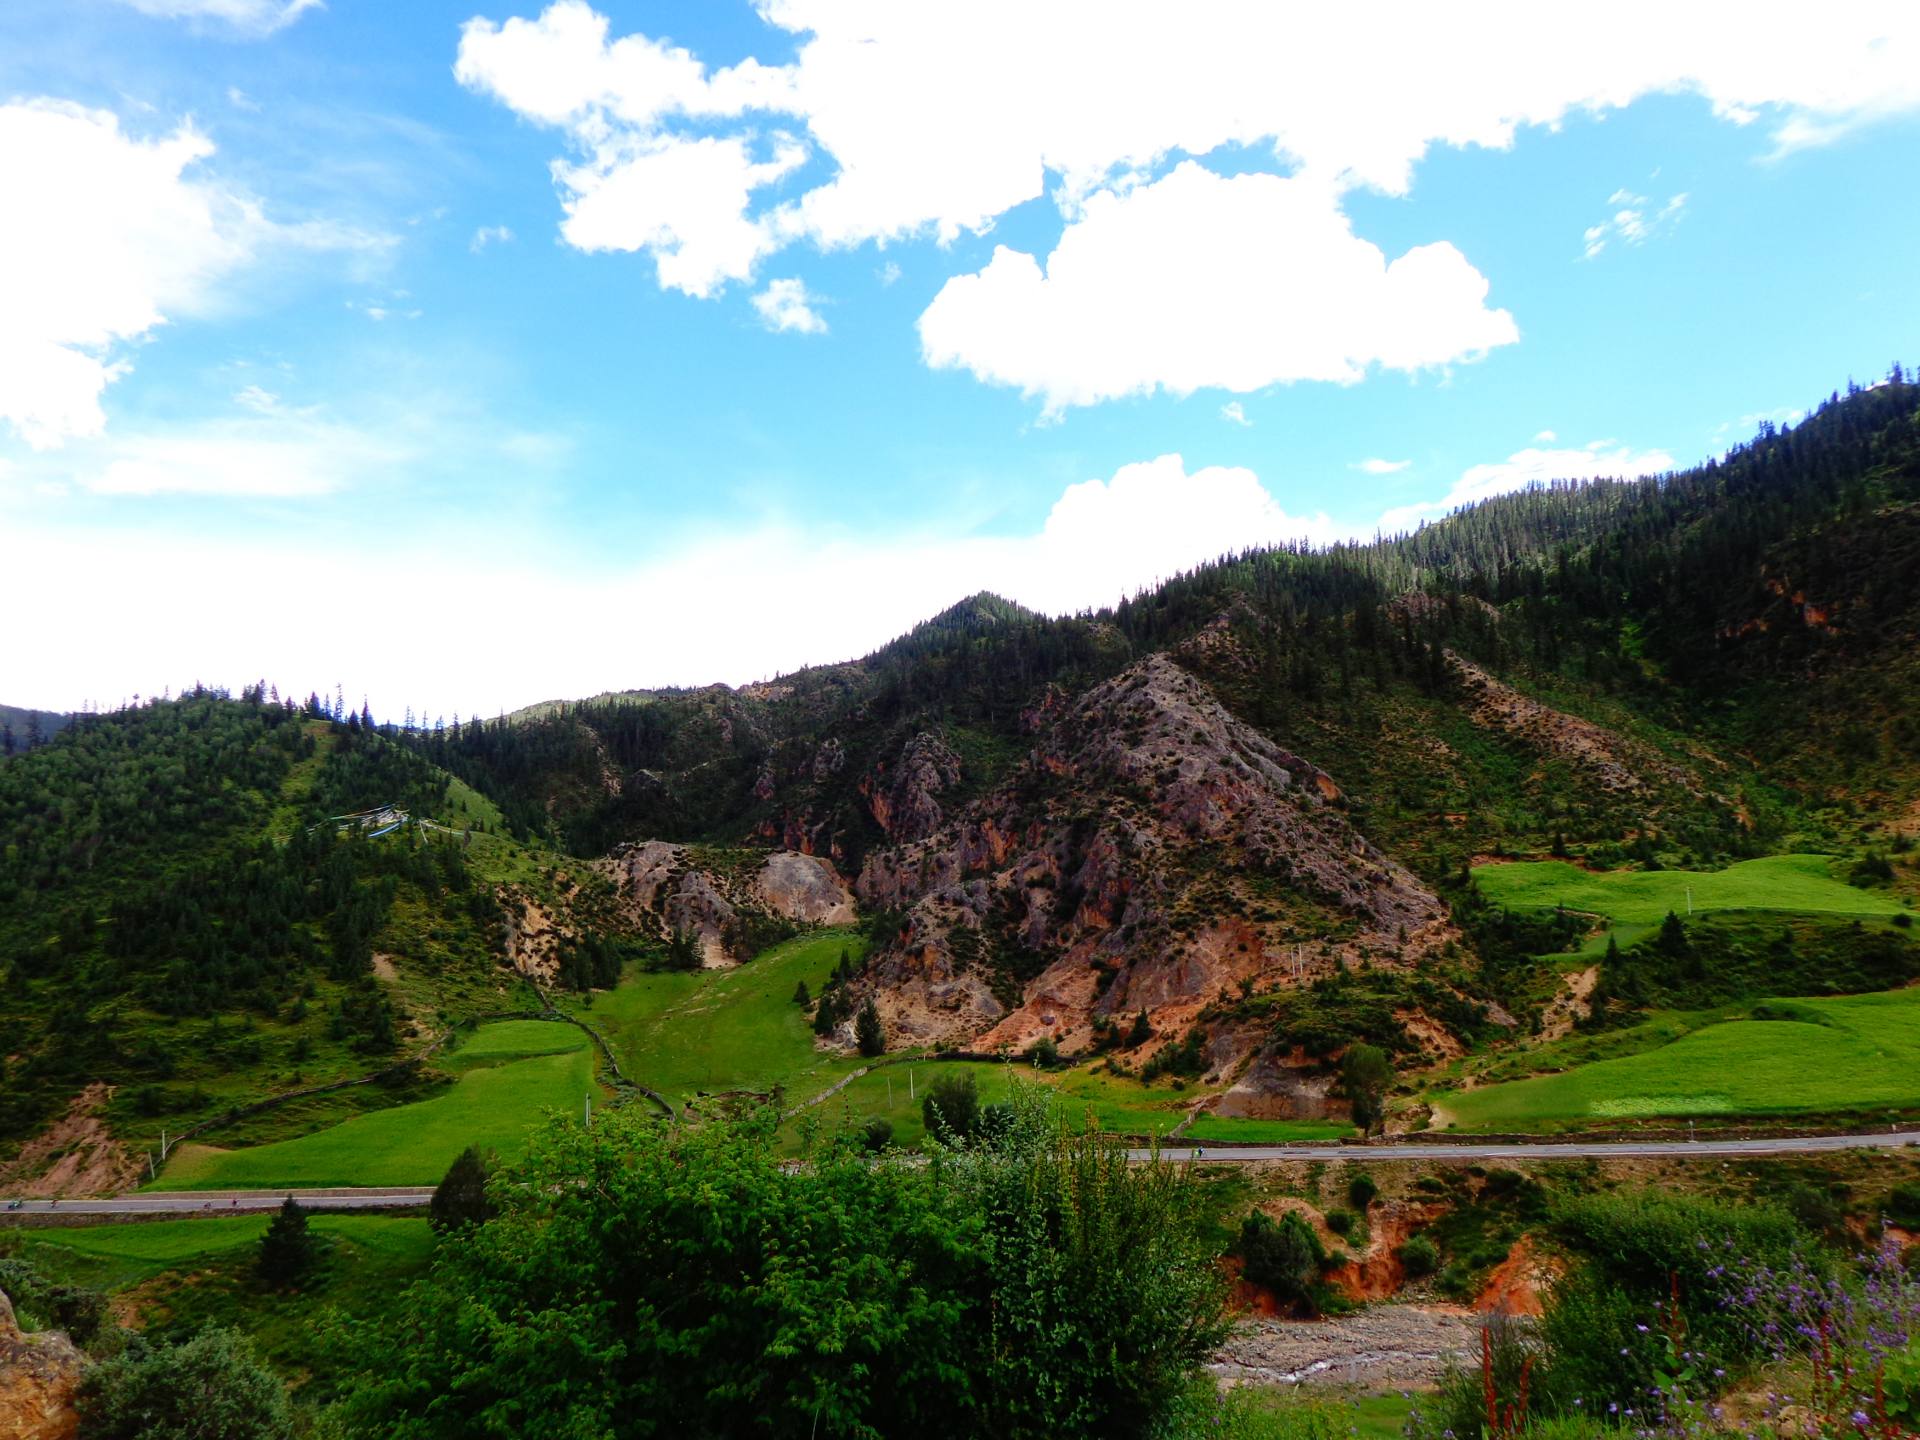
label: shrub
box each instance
[1236,1211,1329,1313]
[77,1329,293,1440]
[1323,1209,1354,1236]
[861,1117,893,1153]
[922,1072,981,1142]
[1886,1181,1920,1228]
[1396,1234,1439,1277]
[331,1093,1230,1439]
[1346,1173,1378,1211]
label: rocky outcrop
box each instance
[606,840,856,967]
[1447,651,1700,797]
[860,732,961,843]
[850,653,1453,1049]
[753,851,858,925]
[0,1289,85,1440]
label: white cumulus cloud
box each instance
[1220,402,1251,427]
[0,98,388,451]
[751,277,827,334]
[454,1,1920,407]
[1353,457,1411,475]
[918,164,1517,412]
[470,224,515,252]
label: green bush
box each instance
[1323,1209,1354,1236]
[1346,1173,1378,1210]
[332,1092,1230,1439]
[861,1116,893,1152]
[922,1072,981,1142]
[1396,1234,1439,1277]
[1235,1211,1330,1313]
[1886,1181,1920,1228]
[77,1329,293,1440]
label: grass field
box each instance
[1437,986,1920,1129]
[1182,1115,1351,1144]
[1471,854,1908,925]
[567,929,873,1108]
[9,1213,433,1290]
[788,1058,1263,1148]
[153,1021,595,1189]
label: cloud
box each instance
[456,2,1920,386]
[1533,429,1557,442]
[470,224,514,252]
[918,164,1516,412]
[226,87,261,111]
[1353,457,1410,474]
[1220,401,1251,427]
[0,98,388,451]
[115,0,323,36]
[2,450,1345,714]
[751,277,827,334]
[1582,189,1687,259]
[1376,439,1675,534]
[877,261,902,287]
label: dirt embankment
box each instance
[0,1085,141,1199]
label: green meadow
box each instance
[1437,986,1920,1129]
[1470,853,1908,925]
[153,1021,595,1190]
[565,929,874,1108]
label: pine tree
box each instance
[793,979,810,1007]
[855,997,885,1057]
[258,1197,318,1287]
[430,1146,495,1232]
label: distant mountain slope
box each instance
[0,703,68,754]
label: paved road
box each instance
[1141,1129,1920,1164]
[6,1131,1916,1217]
[1,1187,435,1217]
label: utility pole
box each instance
[1686,885,1693,915]
[584,1094,592,1129]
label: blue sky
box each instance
[2,0,1917,719]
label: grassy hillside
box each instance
[1438,986,1920,1129]
[154,1020,596,1189]
[1472,854,1910,924]
[0,692,640,1174]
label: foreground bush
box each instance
[77,1328,293,1440]
[331,1088,1228,1438]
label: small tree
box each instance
[854,998,886,1057]
[921,1072,980,1143]
[1236,1211,1327,1312]
[430,1146,496,1233]
[860,1117,893,1153]
[1125,1009,1152,1048]
[793,979,810,1007]
[1340,1044,1394,1136]
[257,1197,317,1288]
[77,1328,294,1440]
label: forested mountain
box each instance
[3,371,1916,1167]
[0,692,640,1163]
